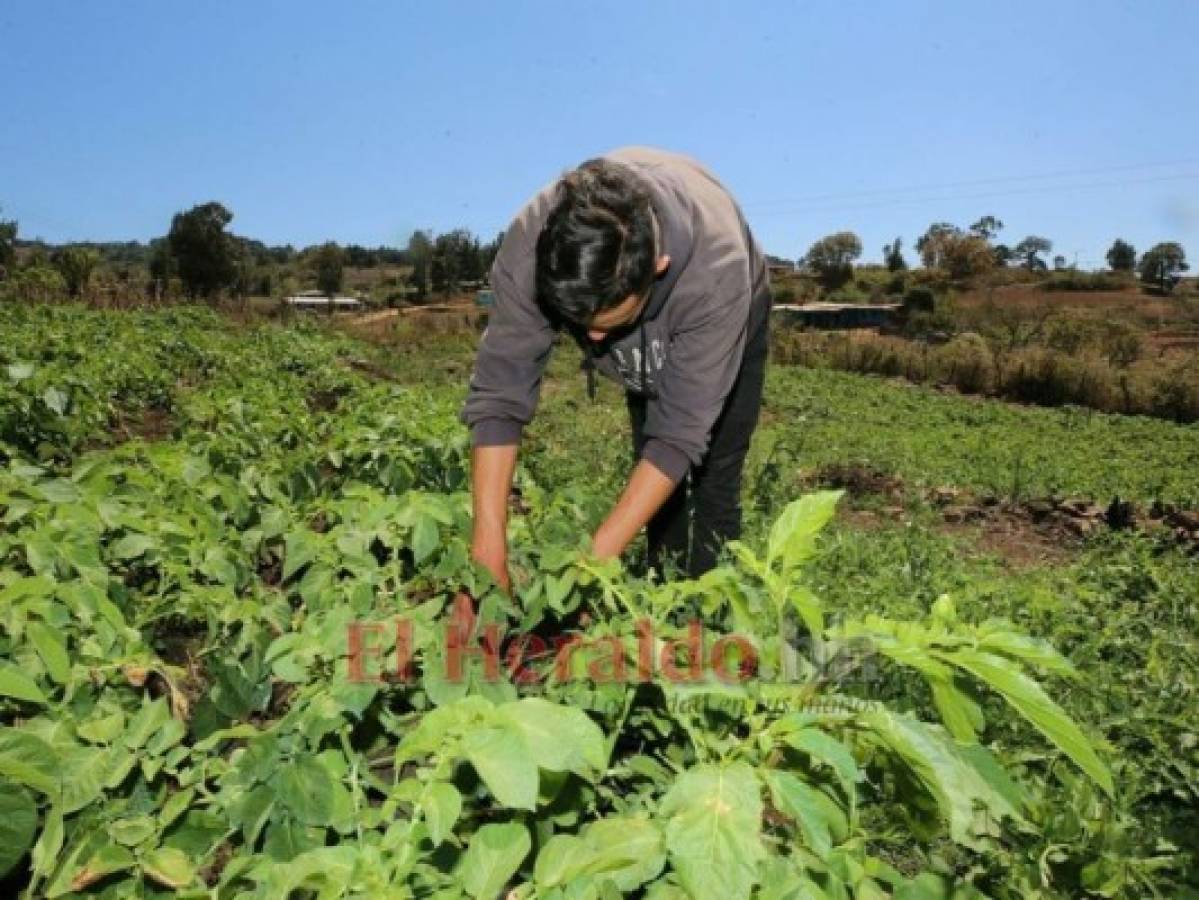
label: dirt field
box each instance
[954,283,1199,328]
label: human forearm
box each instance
[591,458,679,560]
[471,443,518,589]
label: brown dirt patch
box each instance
[936,503,1080,569]
[954,284,1197,331]
[821,468,1199,568]
[110,406,174,442]
[809,463,904,500]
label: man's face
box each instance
[586,290,651,342]
[585,252,671,343]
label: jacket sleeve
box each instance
[460,250,556,447]
[640,266,753,482]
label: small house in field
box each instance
[284,290,363,310]
[772,302,900,330]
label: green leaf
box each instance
[455,822,531,898]
[411,513,440,563]
[124,697,170,750]
[76,710,126,744]
[463,725,539,810]
[424,781,462,847]
[0,665,48,705]
[273,756,336,826]
[767,491,843,573]
[142,846,196,889]
[788,584,825,638]
[110,532,156,560]
[580,816,666,891]
[64,842,136,894]
[784,728,861,805]
[974,622,1078,677]
[928,678,986,743]
[36,479,80,504]
[42,386,68,415]
[534,834,590,889]
[859,708,1024,850]
[499,698,607,777]
[110,815,157,847]
[283,529,318,580]
[0,727,59,793]
[159,787,196,829]
[61,743,113,811]
[28,622,71,684]
[659,762,766,900]
[942,648,1114,796]
[764,770,842,858]
[256,846,357,894]
[0,783,37,878]
[227,784,273,845]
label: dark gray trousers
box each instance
[627,291,770,578]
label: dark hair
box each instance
[535,158,657,325]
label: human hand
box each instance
[471,538,511,594]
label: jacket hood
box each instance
[642,175,695,321]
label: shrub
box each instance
[1100,322,1143,368]
[772,285,797,304]
[1148,359,1199,422]
[825,283,869,305]
[997,348,1117,410]
[1042,270,1134,292]
[902,287,937,314]
[0,265,67,303]
[1044,317,1099,355]
[934,333,994,394]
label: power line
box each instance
[747,171,1199,218]
[744,158,1199,214]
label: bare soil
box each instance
[818,465,1199,569]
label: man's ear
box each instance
[655,254,671,276]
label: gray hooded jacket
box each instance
[461,146,769,482]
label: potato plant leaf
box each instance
[0,665,48,705]
[659,762,766,900]
[455,822,531,898]
[942,648,1114,796]
[0,783,38,877]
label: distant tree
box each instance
[1106,238,1136,272]
[915,222,958,269]
[802,231,862,289]
[0,209,16,277]
[54,246,101,297]
[916,222,993,281]
[343,244,372,268]
[312,242,346,297]
[166,202,237,299]
[7,265,66,303]
[430,229,482,296]
[25,245,49,269]
[992,243,1013,267]
[405,230,432,300]
[147,237,175,299]
[969,215,1004,241]
[882,237,907,272]
[1013,236,1053,271]
[228,239,261,301]
[1138,242,1189,292]
[480,231,504,274]
[268,244,296,265]
[942,236,995,281]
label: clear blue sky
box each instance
[4,0,1197,267]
